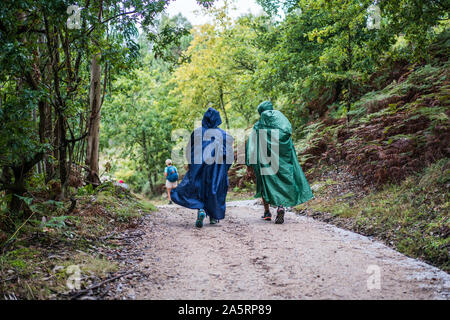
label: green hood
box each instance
[257,101,274,115]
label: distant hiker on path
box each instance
[245,101,314,224]
[164,159,178,205]
[171,107,234,228]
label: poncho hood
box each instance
[202,107,222,129]
[257,101,274,115]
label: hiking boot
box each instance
[168,200,173,205]
[195,209,206,228]
[210,218,219,225]
[275,205,285,224]
[261,211,272,221]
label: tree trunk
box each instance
[40,49,54,183]
[1,153,44,218]
[51,26,68,199]
[141,130,155,194]
[85,53,102,186]
[219,87,230,130]
[346,28,353,122]
[38,98,54,182]
[57,111,68,199]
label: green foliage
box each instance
[257,0,299,16]
[77,184,95,196]
[171,5,267,130]
[0,0,209,218]
[148,13,193,67]
[42,216,74,229]
[136,199,157,212]
[350,60,449,123]
[0,247,39,272]
[380,0,449,61]
[115,207,142,222]
[101,37,176,193]
[245,0,448,127]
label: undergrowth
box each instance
[297,59,449,185]
[296,159,450,272]
[0,182,156,299]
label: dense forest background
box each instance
[102,0,449,196]
[0,0,449,298]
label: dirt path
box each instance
[119,200,449,300]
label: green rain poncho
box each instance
[245,101,314,207]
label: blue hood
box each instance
[202,107,222,129]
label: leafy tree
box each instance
[254,0,448,128]
[172,23,234,129]
[101,38,176,193]
[171,4,266,129]
[257,0,299,16]
[148,13,194,67]
[380,0,449,60]
[0,0,218,219]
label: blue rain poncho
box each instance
[171,107,234,220]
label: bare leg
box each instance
[262,196,270,212]
[167,188,172,201]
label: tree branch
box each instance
[86,10,137,36]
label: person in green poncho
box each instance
[245,101,314,224]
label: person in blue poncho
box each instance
[171,107,234,228]
[246,101,314,224]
